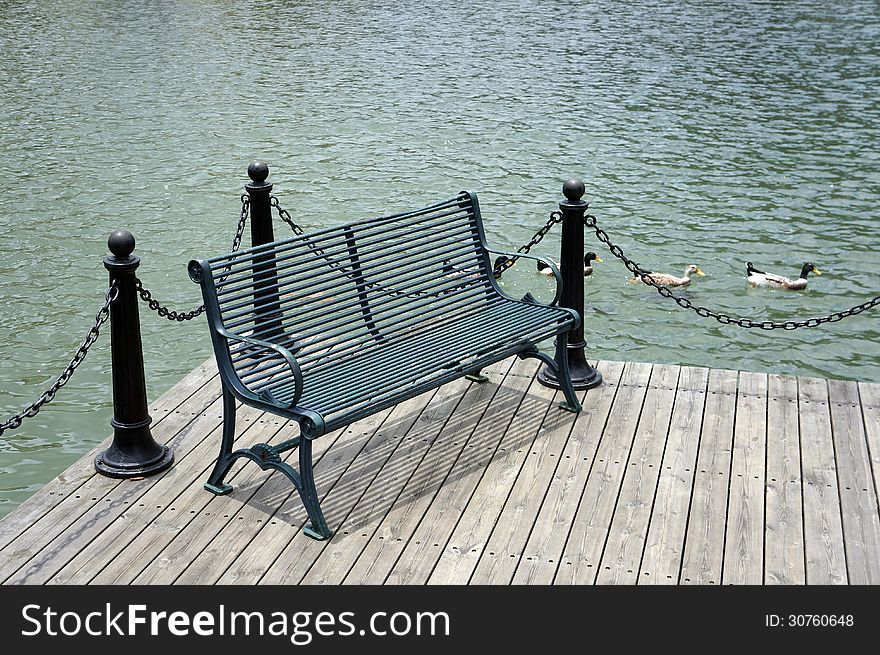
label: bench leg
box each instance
[517,342,582,413]
[465,370,490,383]
[554,332,582,413]
[204,387,236,495]
[297,438,333,540]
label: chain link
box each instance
[492,211,563,278]
[0,284,119,437]
[137,195,251,321]
[584,213,880,329]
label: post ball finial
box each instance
[108,229,135,258]
[562,178,585,202]
[248,161,269,185]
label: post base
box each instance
[95,444,173,479]
[538,361,603,391]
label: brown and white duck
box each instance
[628,264,705,287]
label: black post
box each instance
[245,161,283,338]
[537,178,603,390]
[95,229,174,478]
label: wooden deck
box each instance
[1,355,879,585]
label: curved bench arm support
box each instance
[216,326,305,409]
[483,247,564,307]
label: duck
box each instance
[746,261,820,290]
[628,264,705,287]
[536,252,603,276]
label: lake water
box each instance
[1,0,879,518]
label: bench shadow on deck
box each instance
[1,355,879,585]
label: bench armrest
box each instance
[216,326,305,409]
[484,248,563,307]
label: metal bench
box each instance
[188,191,582,540]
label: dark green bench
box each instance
[188,191,582,540]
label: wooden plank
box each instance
[638,366,709,584]
[344,358,527,585]
[679,368,738,585]
[595,364,679,585]
[509,361,626,585]
[0,359,218,551]
[554,361,654,584]
[49,412,289,584]
[764,374,805,585]
[304,359,517,585]
[828,379,880,584]
[382,358,540,585]
[722,371,767,584]
[0,382,225,584]
[798,377,847,584]
[249,390,441,586]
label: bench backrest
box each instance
[190,192,498,386]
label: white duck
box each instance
[746,262,820,290]
[536,252,603,277]
[629,264,705,287]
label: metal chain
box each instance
[584,213,880,330]
[231,194,250,252]
[134,278,206,321]
[492,210,563,278]
[137,195,251,321]
[270,195,304,236]
[0,284,119,437]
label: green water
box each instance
[1,0,878,518]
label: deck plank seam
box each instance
[464,385,580,586]
[825,379,852,585]
[0,367,221,553]
[255,387,445,585]
[130,415,307,585]
[673,369,713,585]
[855,385,880,526]
[59,412,289,585]
[632,366,682,584]
[0,391,230,584]
[82,415,294,585]
[299,379,478,585]
[124,406,354,585]
[182,421,352,586]
[761,381,770,585]
[716,375,740,586]
[377,362,539,584]
[426,370,555,585]
[335,366,515,584]
[593,364,658,584]
[548,361,626,584]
